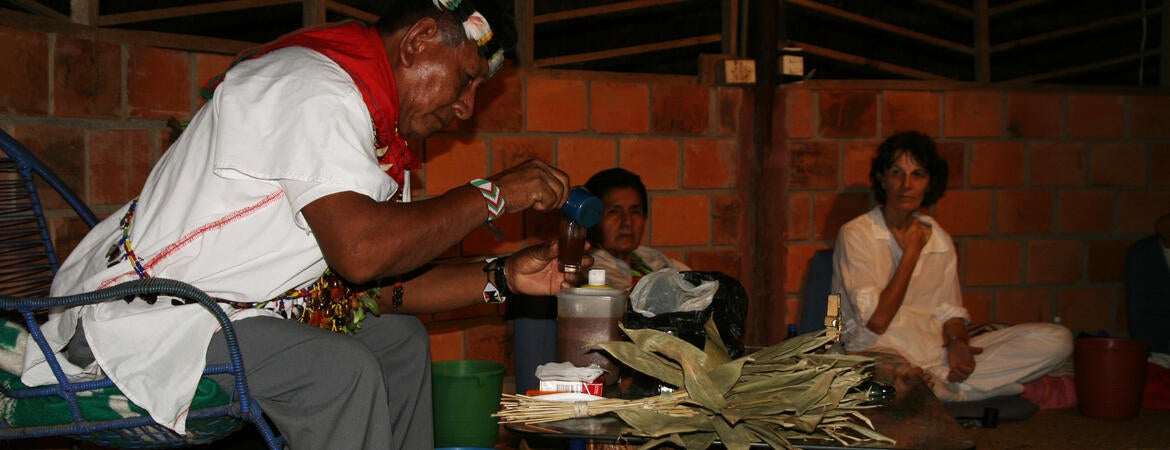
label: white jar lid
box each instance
[588,268,607,286]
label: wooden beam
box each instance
[1163,1,1170,86]
[991,8,1162,53]
[325,1,378,24]
[789,40,952,81]
[514,0,534,67]
[912,0,973,18]
[721,0,738,55]
[70,0,97,25]
[988,0,1047,17]
[9,0,67,20]
[533,0,687,24]
[0,9,253,55]
[303,0,325,27]
[974,0,989,83]
[97,0,298,27]
[786,0,973,55]
[533,33,720,67]
[1004,50,1159,84]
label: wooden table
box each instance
[506,352,975,449]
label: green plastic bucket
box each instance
[432,360,506,448]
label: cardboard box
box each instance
[539,380,604,396]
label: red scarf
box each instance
[204,21,418,186]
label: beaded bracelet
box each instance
[469,178,505,221]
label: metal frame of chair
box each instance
[0,128,283,449]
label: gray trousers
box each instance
[204,314,434,450]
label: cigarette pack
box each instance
[538,380,603,396]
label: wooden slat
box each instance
[1163,2,1170,86]
[991,8,1162,53]
[325,1,378,24]
[533,0,688,24]
[70,0,98,25]
[515,0,534,67]
[1004,49,1159,83]
[789,40,952,81]
[913,0,973,18]
[974,0,989,83]
[533,33,720,67]
[786,0,974,55]
[97,0,299,27]
[721,0,738,55]
[8,0,67,20]
[303,0,325,26]
[988,0,1048,17]
[0,8,254,54]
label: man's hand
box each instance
[890,218,932,254]
[945,340,984,383]
[490,159,571,214]
[505,241,593,296]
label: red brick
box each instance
[934,190,993,236]
[1118,190,1170,234]
[996,190,1054,234]
[964,240,1022,286]
[684,249,741,279]
[969,141,1025,187]
[1031,141,1087,186]
[556,137,616,185]
[1089,143,1146,186]
[650,195,710,246]
[87,129,152,205]
[813,192,870,240]
[943,91,1002,138]
[1057,288,1115,334]
[786,88,814,138]
[490,137,554,173]
[193,53,234,108]
[525,77,587,132]
[882,90,941,136]
[1153,144,1170,187]
[1088,240,1132,283]
[424,137,488,192]
[651,83,710,135]
[711,194,743,245]
[788,141,839,190]
[937,142,966,189]
[843,140,880,189]
[463,66,523,132]
[788,193,813,241]
[1026,240,1083,284]
[524,209,560,242]
[996,289,1053,324]
[0,28,49,115]
[683,138,737,188]
[127,47,191,119]
[465,321,510,367]
[590,80,649,134]
[461,213,525,256]
[54,37,121,119]
[962,291,993,325]
[1058,189,1115,234]
[433,303,502,322]
[1068,94,1125,139]
[818,90,878,138]
[1129,94,1170,139]
[786,244,831,295]
[785,295,801,333]
[427,327,465,361]
[1006,92,1063,138]
[49,215,92,260]
[717,87,744,137]
[12,126,85,209]
[619,138,680,189]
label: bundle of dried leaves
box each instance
[497,323,894,450]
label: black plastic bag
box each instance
[624,271,749,359]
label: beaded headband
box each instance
[432,0,506,77]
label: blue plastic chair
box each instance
[799,248,835,335]
[0,128,283,449]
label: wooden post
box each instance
[70,0,97,25]
[514,0,534,68]
[303,0,325,27]
[1162,2,1170,86]
[974,0,990,83]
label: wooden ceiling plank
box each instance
[324,1,378,24]
[789,40,952,81]
[9,0,67,20]
[97,0,299,27]
[303,0,325,26]
[913,0,973,18]
[515,0,535,67]
[1004,50,1157,83]
[990,8,1162,53]
[988,0,1048,17]
[533,0,688,24]
[787,0,974,55]
[534,33,721,67]
[70,0,97,25]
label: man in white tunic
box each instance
[21,1,580,448]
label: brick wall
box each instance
[783,84,1170,338]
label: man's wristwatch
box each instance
[482,256,510,303]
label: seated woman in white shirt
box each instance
[584,168,689,292]
[831,131,1072,402]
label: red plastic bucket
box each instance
[1074,337,1150,420]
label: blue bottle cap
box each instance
[562,186,603,227]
